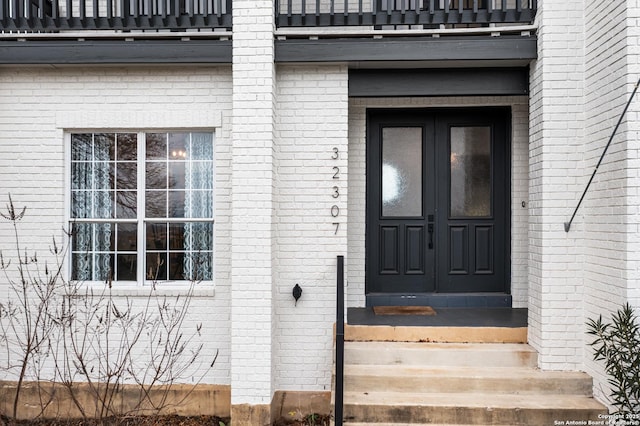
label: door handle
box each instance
[427,214,434,249]
[428,223,434,249]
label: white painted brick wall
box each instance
[5,1,640,409]
[581,0,640,406]
[273,64,349,392]
[231,0,277,406]
[530,0,640,404]
[0,66,233,385]
[347,96,530,308]
[528,0,586,372]
[626,0,640,311]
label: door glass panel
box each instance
[382,127,422,217]
[450,126,491,217]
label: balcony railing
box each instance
[1,0,535,33]
[276,0,536,28]
[0,0,231,31]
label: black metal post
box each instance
[335,255,344,426]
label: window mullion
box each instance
[137,131,145,286]
[145,217,216,223]
[65,133,73,281]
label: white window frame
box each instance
[65,130,215,287]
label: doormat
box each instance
[373,306,437,316]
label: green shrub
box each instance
[587,303,640,414]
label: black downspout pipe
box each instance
[335,255,344,426]
[564,77,640,232]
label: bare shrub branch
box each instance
[0,195,216,422]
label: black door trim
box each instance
[365,107,512,302]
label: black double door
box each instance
[366,108,509,295]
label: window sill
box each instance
[79,282,215,298]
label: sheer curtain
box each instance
[183,133,213,281]
[72,134,113,281]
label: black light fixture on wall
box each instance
[292,284,302,306]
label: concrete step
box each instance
[345,324,527,343]
[344,341,538,368]
[342,391,607,424]
[343,364,594,396]
[345,423,514,426]
[334,338,608,424]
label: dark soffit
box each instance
[0,39,232,65]
[348,67,530,97]
[275,35,537,63]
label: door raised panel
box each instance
[380,226,399,274]
[449,225,468,274]
[475,225,494,274]
[405,225,425,274]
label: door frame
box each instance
[364,107,512,303]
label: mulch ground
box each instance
[1,416,227,426]
[1,414,331,426]
[272,415,330,426]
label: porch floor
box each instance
[347,307,527,328]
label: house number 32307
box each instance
[331,147,341,235]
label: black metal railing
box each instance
[276,0,536,27]
[564,77,640,233]
[335,255,345,426]
[0,0,231,31]
[1,0,535,33]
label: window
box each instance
[70,132,214,284]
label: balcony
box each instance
[274,0,537,64]
[276,0,536,28]
[1,0,535,33]
[0,0,536,66]
[0,0,231,31]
